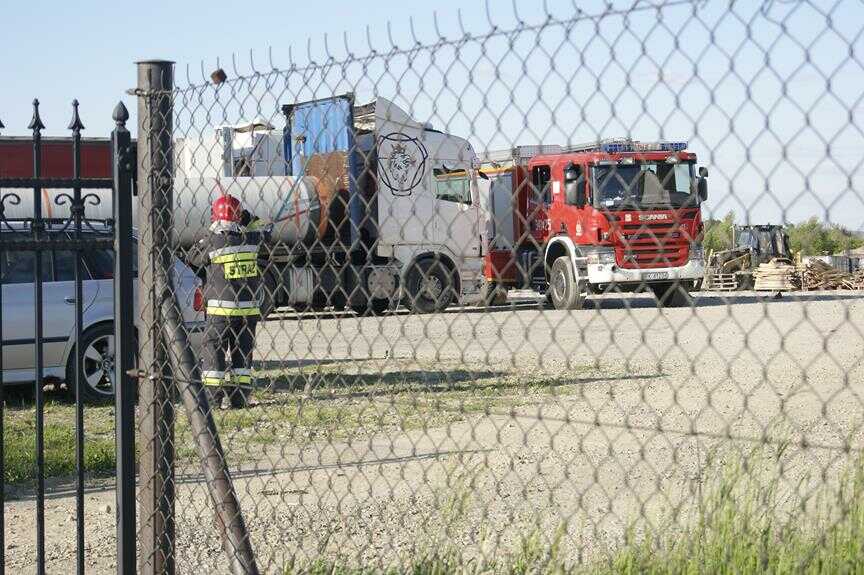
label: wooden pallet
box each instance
[706,273,738,291]
[753,259,799,291]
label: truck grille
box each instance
[610,214,693,269]
[615,243,689,268]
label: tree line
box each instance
[702,212,863,256]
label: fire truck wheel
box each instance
[549,257,585,310]
[651,282,694,308]
[407,259,454,314]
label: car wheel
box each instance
[651,282,694,308]
[406,259,454,314]
[66,323,136,402]
[549,256,585,310]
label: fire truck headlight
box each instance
[585,248,616,265]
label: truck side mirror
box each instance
[696,166,708,201]
[697,174,708,201]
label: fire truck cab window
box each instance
[433,168,472,205]
[531,165,552,204]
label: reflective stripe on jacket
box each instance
[202,370,226,386]
[206,300,261,316]
[190,223,269,317]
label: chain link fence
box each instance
[128,0,864,572]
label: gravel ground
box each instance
[6,291,864,573]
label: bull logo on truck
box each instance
[378,133,428,196]
[389,145,415,187]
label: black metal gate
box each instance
[0,100,136,574]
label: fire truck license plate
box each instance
[644,272,669,281]
[224,261,259,279]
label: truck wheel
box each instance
[407,259,454,314]
[651,282,694,308]
[548,257,585,310]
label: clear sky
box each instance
[1,0,862,230]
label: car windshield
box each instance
[592,162,697,209]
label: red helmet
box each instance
[211,194,242,223]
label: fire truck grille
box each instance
[616,223,690,268]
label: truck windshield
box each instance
[592,162,697,209]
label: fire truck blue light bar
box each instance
[601,141,688,153]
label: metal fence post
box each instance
[136,60,176,575]
[111,101,136,575]
[28,99,47,575]
[135,58,258,575]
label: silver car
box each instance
[0,223,205,401]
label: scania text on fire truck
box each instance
[478,139,709,309]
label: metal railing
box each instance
[0,101,136,574]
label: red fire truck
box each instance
[479,139,708,309]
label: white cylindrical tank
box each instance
[172,176,324,247]
[1,175,328,249]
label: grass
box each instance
[175,360,596,465]
[282,531,569,575]
[3,396,115,484]
[597,449,864,575]
[282,447,864,574]
[1,361,595,481]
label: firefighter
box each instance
[240,208,278,317]
[192,195,269,409]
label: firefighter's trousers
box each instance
[201,315,258,408]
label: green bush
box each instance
[702,211,736,255]
[702,213,862,257]
[786,218,863,256]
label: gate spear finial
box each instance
[112,101,130,127]
[68,99,85,132]
[28,98,45,132]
